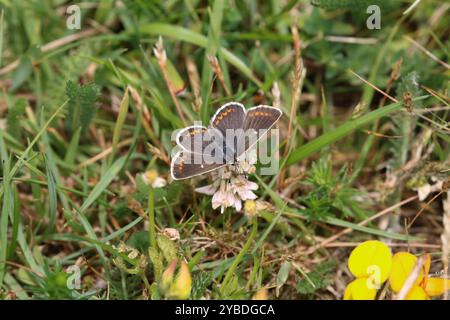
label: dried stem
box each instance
[379,58,402,107]
[286,22,304,142]
[154,37,189,126]
[441,187,450,300]
[148,186,157,250]
[207,55,231,96]
[186,57,202,112]
[128,85,169,164]
[278,21,307,189]
[350,70,398,103]
[395,255,426,300]
[404,35,450,69]
[307,195,419,255]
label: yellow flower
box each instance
[252,288,269,300]
[160,259,177,292]
[244,200,257,217]
[389,252,450,300]
[344,240,392,300]
[344,240,450,300]
[425,278,450,297]
[169,261,192,300]
[160,260,192,300]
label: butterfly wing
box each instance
[239,105,282,156]
[176,125,224,157]
[243,105,282,133]
[170,150,226,180]
[210,102,246,135]
[209,102,246,162]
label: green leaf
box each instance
[65,80,98,134]
[276,261,291,296]
[311,0,398,11]
[64,127,82,165]
[191,271,213,300]
[110,87,129,163]
[297,261,335,295]
[44,156,57,234]
[0,10,4,67]
[0,132,12,286]
[127,231,150,253]
[79,156,127,213]
[148,247,163,279]
[6,98,27,138]
[156,234,178,263]
[77,156,127,260]
[165,58,185,94]
[11,57,32,91]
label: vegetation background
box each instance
[0,0,448,299]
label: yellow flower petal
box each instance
[423,254,431,276]
[345,278,377,300]
[168,261,191,300]
[161,259,177,291]
[344,282,354,300]
[348,240,392,284]
[390,252,425,293]
[425,277,450,297]
[252,288,269,300]
[405,285,429,300]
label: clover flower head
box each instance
[195,155,258,213]
[142,169,167,188]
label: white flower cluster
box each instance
[195,156,258,213]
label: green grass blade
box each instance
[64,127,81,166]
[0,101,68,198]
[0,10,4,67]
[0,132,11,286]
[201,0,225,123]
[4,272,29,299]
[79,156,127,213]
[44,156,57,234]
[139,23,262,87]
[110,87,129,164]
[74,156,127,260]
[17,225,43,275]
[324,216,419,241]
[286,96,428,166]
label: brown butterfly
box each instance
[171,102,282,180]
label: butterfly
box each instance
[170,102,282,180]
